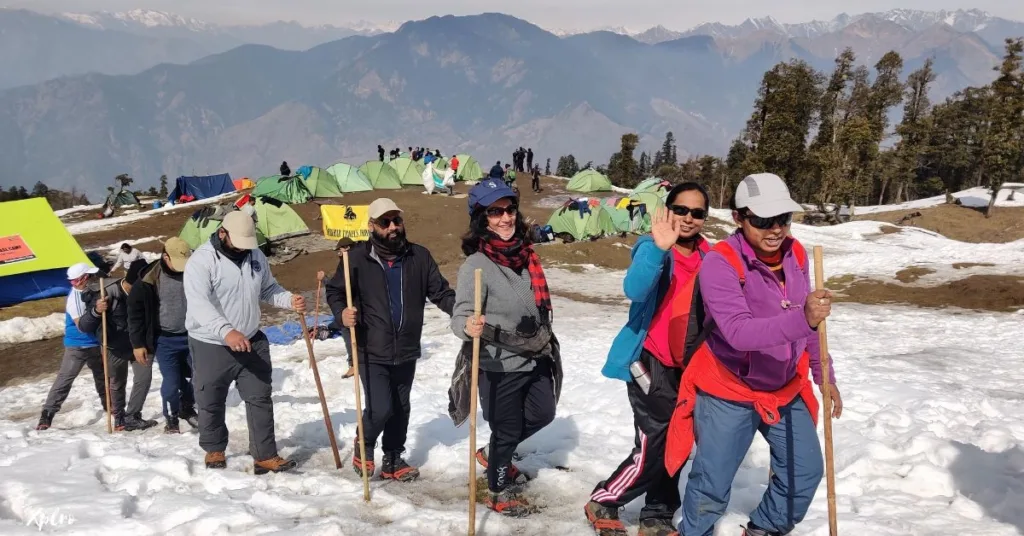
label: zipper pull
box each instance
[780,299,792,309]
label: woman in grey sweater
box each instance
[450,178,560,518]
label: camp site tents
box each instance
[103,189,140,210]
[629,191,666,212]
[359,161,403,190]
[179,205,254,250]
[178,198,309,250]
[168,174,234,202]
[633,177,670,197]
[567,169,613,193]
[325,163,374,193]
[389,157,426,187]
[609,205,652,234]
[546,201,619,242]
[300,167,344,198]
[233,178,255,190]
[0,198,93,306]
[251,175,312,204]
[454,154,484,182]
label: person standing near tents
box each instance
[326,198,456,482]
[526,148,534,172]
[78,260,158,431]
[280,161,291,178]
[127,238,199,434]
[452,178,560,517]
[490,161,505,180]
[36,263,108,430]
[531,165,541,193]
[665,173,842,536]
[378,145,386,162]
[112,243,143,275]
[585,183,711,536]
[184,211,305,474]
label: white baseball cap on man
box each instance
[66,262,99,281]
[734,173,804,217]
[368,198,403,219]
[220,211,259,249]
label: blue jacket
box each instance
[601,235,707,382]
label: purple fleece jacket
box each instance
[699,232,836,391]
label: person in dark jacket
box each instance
[326,198,456,482]
[79,260,157,431]
[531,165,541,193]
[127,237,198,434]
[526,148,534,172]
[280,161,291,177]
[453,178,559,517]
[378,145,386,162]
[489,162,504,180]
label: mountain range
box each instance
[0,8,1022,196]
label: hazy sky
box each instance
[8,0,1024,29]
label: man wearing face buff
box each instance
[664,173,843,536]
[184,212,306,474]
[326,198,456,482]
[585,183,711,536]
[454,178,560,517]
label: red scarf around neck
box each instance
[478,235,552,315]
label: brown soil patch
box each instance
[953,262,996,270]
[895,266,936,283]
[829,274,1024,312]
[879,225,902,235]
[0,296,65,322]
[856,204,1024,243]
[0,337,64,387]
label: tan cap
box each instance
[163,237,192,272]
[368,198,403,219]
[221,211,259,249]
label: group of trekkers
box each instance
[33,169,840,535]
[512,147,534,173]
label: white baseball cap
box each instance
[368,198,403,219]
[66,262,99,280]
[221,211,259,249]
[733,173,804,217]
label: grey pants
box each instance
[189,332,278,461]
[108,349,153,418]
[42,346,106,414]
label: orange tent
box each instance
[233,178,255,190]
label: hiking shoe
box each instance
[638,518,676,536]
[742,523,782,536]
[486,488,535,517]
[254,456,297,475]
[35,410,55,431]
[342,366,355,379]
[476,446,530,488]
[583,501,628,535]
[179,407,199,429]
[122,413,158,431]
[114,414,127,432]
[352,439,375,477]
[164,416,180,434]
[381,452,420,482]
[205,451,227,469]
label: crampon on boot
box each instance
[486,488,535,518]
[351,439,375,478]
[35,410,55,431]
[583,500,628,536]
[381,452,420,482]
[475,446,530,488]
[637,517,677,536]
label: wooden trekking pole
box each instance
[343,250,371,502]
[297,309,342,469]
[813,246,839,536]
[99,278,113,434]
[307,274,324,369]
[467,268,482,536]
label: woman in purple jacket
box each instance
[676,173,844,536]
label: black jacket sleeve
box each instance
[77,290,102,336]
[424,251,456,316]
[126,283,150,350]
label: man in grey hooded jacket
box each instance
[184,212,306,474]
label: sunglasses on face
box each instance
[374,215,404,228]
[485,205,518,217]
[743,211,793,230]
[668,204,707,220]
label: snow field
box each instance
[0,313,65,345]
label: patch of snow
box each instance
[85,236,164,253]
[54,204,104,217]
[0,313,64,345]
[66,193,236,235]
[845,186,1024,216]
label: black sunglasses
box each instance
[742,211,792,230]
[373,215,404,228]
[485,205,518,217]
[668,204,707,220]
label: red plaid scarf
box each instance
[478,235,552,315]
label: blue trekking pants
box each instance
[155,333,195,419]
[676,393,823,536]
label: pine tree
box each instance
[158,174,169,198]
[885,58,936,204]
[545,159,551,175]
[15,186,28,199]
[660,132,677,167]
[556,155,579,177]
[638,152,651,178]
[982,38,1024,216]
[607,133,640,188]
[31,181,49,199]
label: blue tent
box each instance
[168,174,234,201]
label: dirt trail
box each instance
[855,204,1024,243]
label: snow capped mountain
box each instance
[59,9,211,32]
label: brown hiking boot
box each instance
[584,500,628,535]
[637,518,677,536]
[205,451,227,469]
[486,488,536,517]
[254,456,297,475]
[342,366,355,379]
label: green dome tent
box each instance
[546,202,620,242]
[302,167,344,198]
[251,175,312,204]
[567,169,613,192]
[454,154,484,182]
[179,205,268,250]
[628,191,666,212]
[389,157,426,187]
[432,157,448,170]
[633,177,670,196]
[325,163,374,193]
[359,161,403,190]
[254,197,310,242]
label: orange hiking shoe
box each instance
[584,500,628,536]
[205,451,227,469]
[486,488,535,518]
[381,452,420,482]
[352,439,375,477]
[475,446,530,488]
[254,456,297,475]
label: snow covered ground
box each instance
[66,193,236,235]
[843,186,1024,215]
[0,314,64,345]
[54,204,104,217]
